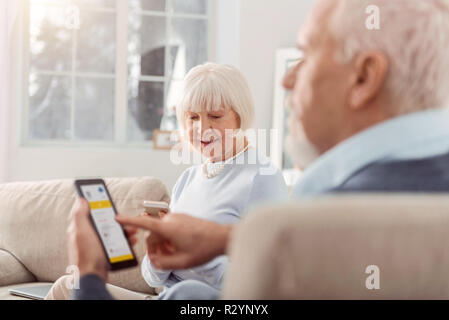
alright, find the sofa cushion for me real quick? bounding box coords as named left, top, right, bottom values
left=0, top=177, right=170, bottom=294
left=0, top=249, right=36, bottom=287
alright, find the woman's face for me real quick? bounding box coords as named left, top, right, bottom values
left=184, top=107, right=241, bottom=161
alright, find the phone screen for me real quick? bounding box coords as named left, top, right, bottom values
left=80, top=183, right=135, bottom=264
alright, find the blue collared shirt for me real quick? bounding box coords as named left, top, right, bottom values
left=292, top=108, right=449, bottom=197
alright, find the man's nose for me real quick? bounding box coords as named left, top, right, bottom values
left=282, top=64, right=298, bottom=90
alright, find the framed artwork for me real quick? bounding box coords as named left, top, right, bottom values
left=270, top=48, right=303, bottom=186
left=152, top=129, right=180, bottom=150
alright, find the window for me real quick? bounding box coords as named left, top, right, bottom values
left=23, top=0, right=211, bottom=145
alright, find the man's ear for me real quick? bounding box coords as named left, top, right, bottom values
left=348, top=51, right=389, bottom=110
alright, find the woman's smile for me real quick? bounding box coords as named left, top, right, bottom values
left=200, top=137, right=219, bottom=149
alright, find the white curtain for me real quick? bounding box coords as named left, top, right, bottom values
left=0, top=0, right=19, bottom=182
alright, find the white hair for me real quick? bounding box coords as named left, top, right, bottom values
left=331, top=0, right=449, bottom=114
left=176, top=63, right=255, bottom=130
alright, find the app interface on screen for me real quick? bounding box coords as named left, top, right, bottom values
left=81, top=184, right=134, bottom=264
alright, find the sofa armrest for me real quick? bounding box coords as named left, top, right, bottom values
left=223, top=195, right=449, bottom=299
left=0, top=249, right=36, bottom=287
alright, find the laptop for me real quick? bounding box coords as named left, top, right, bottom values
left=9, top=284, right=53, bottom=300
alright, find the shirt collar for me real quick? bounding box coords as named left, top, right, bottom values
left=293, top=108, right=449, bottom=197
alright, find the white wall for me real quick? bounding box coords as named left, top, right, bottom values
left=238, top=0, right=314, bottom=133
left=9, top=147, right=189, bottom=190
left=6, top=0, right=314, bottom=190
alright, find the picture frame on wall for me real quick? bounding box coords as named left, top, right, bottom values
left=153, top=129, right=180, bottom=150
left=270, top=48, right=303, bottom=187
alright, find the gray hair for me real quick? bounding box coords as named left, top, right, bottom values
left=331, top=0, right=449, bottom=114
left=176, top=63, right=255, bottom=130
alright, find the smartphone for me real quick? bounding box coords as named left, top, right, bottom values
left=143, top=200, right=169, bottom=217
left=74, top=179, right=138, bottom=271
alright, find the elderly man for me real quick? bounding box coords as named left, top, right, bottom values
left=69, top=0, right=449, bottom=299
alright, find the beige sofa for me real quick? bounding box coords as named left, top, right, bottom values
left=0, top=177, right=170, bottom=300
left=223, top=194, right=449, bottom=299
left=3, top=178, right=449, bottom=300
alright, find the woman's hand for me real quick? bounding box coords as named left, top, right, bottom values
left=140, top=210, right=168, bottom=219
left=158, top=210, right=168, bottom=219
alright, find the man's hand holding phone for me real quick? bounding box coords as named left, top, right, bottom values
left=73, top=179, right=139, bottom=271
left=67, top=198, right=139, bottom=281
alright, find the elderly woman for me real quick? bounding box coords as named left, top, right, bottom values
left=45, top=63, right=288, bottom=300
left=141, top=62, right=289, bottom=299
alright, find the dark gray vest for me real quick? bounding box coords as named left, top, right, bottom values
left=331, top=151, right=449, bottom=193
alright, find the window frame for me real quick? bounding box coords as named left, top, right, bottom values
left=19, top=0, right=215, bottom=148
